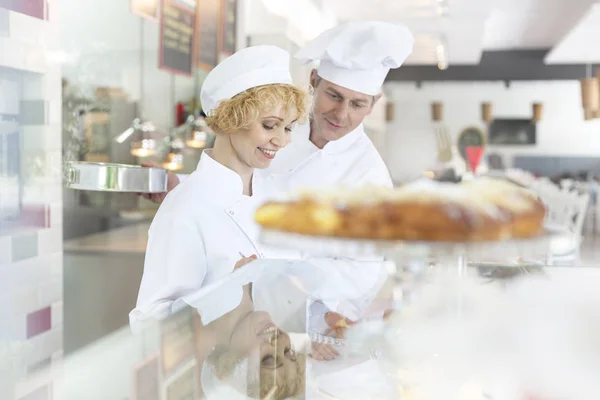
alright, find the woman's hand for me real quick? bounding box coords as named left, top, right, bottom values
left=234, top=254, right=257, bottom=270
left=136, top=161, right=180, bottom=204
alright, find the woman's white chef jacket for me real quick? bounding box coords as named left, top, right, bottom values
left=129, top=150, right=294, bottom=331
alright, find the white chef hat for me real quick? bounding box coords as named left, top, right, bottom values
left=201, top=45, right=293, bottom=116
left=295, top=21, right=414, bottom=96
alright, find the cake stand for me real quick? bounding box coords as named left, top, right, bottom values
left=259, top=226, right=569, bottom=272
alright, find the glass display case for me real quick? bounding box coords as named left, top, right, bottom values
left=10, top=226, right=600, bottom=399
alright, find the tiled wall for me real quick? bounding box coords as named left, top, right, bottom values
left=0, top=3, right=63, bottom=400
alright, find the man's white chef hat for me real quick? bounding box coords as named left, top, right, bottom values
left=201, top=45, right=293, bottom=116
left=295, top=21, right=414, bottom=96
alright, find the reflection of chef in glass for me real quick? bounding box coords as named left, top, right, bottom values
left=199, top=282, right=306, bottom=399
left=129, top=45, right=308, bottom=330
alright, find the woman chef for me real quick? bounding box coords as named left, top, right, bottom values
left=129, top=45, right=308, bottom=331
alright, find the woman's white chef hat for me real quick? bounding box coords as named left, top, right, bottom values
left=201, top=45, right=293, bottom=116
left=295, top=21, right=414, bottom=96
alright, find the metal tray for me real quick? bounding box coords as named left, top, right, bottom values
left=64, top=161, right=168, bottom=193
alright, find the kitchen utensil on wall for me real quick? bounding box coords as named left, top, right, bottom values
left=432, top=102, right=452, bottom=163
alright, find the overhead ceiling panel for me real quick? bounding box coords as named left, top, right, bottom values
left=545, top=2, right=600, bottom=64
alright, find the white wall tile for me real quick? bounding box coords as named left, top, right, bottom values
left=0, top=314, right=26, bottom=340
left=0, top=75, right=20, bottom=114
left=0, top=37, right=25, bottom=70
left=51, top=301, right=63, bottom=329
left=37, top=228, right=62, bottom=256
left=21, top=73, right=45, bottom=101
left=7, top=254, right=61, bottom=293
left=0, top=38, right=46, bottom=74
left=49, top=203, right=63, bottom=229
left=47, top=100, right=61, bottom=125
left=37, top=279, right=62, bottom=307
left=8, top=11, right=44, bottom=44
left=12, top=287, right=40, bottom=316
left=0, top=236, right=11, bottom=265
left=25, top=329, right=62, bottom=366
left=0, top=9, right=9, bottom=37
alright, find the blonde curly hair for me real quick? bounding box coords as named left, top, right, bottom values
left=205, top=84, right=309, bottom=134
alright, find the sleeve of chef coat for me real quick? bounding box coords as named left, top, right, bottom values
left=129, top=211, right=207, bottom=332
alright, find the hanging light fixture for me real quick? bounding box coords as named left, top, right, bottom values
left=162, top=152, right=184, bottom=171
left=580, top=64, right=600, bottom=121
left=481, top=102, right=493, bottom=123
left=115, top=118, right=161, bottom=157
left=161, top=130, right=186, bottom=171
left=532, top=103, right=543, bottom=122
left=185, top=116, right=213, bottom=148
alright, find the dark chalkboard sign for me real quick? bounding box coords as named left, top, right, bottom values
left=159, top=0, right=197, bottom=76
left=489, top=118, right=537, bottom=145
left=218, top=0, right=237, bottom=60
left=457, top=126, right=486, bottom=162
left=196, top=0, right=220, bottom=71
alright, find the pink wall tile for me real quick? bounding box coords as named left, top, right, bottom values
left=27, top=306, right=51, bottom=339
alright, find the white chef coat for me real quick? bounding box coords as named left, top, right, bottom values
left=262, top=121, right=393, bottom=190
left=129, top=150, right=296, bottom=331
left=158, top=122, right=393, bottom=331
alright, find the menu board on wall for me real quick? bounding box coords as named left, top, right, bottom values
left=218, top=0, right=237, bottom=60
left=160, top=310, right=196, bottom=376
left=0, top=0, right=47, bottom=20
left=131, top=0, right=160, bottom=21
left=196, top=0, right=220, bottom=71
left=159, top=0, right=197, bottom=76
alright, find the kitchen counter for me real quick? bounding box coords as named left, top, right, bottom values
left=63, top=220, right=151, bottom=254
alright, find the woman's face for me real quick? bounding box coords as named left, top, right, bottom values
left=229, top=104, right=298, bottom=169
left=228, top=311, right=304, bottom=398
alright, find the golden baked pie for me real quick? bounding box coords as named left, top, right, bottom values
left=255, top=178, right=546, bottom=242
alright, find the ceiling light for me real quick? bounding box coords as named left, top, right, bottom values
left=162, top=152, right=184, bottom=171
left=185, top=117, right=212, bottom=148
left=130, top=138, right=158, bottom=158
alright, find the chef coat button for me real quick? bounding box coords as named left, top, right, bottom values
left=332, top=162, right=338, bottom=167
left=229, top=210, right=234, bottom=215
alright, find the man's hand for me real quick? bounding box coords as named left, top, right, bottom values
left=311, top=341, right=340, bottom=361
left=136, top=162, right=180, bottom=204
left=234, top=254, right=257, bottom=270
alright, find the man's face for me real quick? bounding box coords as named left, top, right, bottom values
left=310, top=70, right=381, bottom=144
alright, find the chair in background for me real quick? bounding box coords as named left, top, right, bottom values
left=530, top=178, right=590, bottom=265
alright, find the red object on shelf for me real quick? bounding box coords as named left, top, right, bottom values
left=466, top=146, right=484, bottom=174
left=176, top=102, right=186, bottom=126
